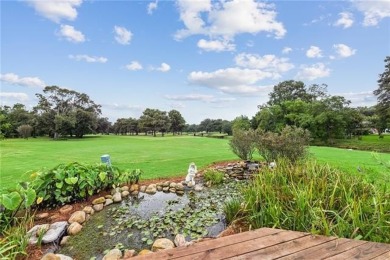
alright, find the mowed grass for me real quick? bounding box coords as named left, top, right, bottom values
left=1, top=135, right=389, bottom=190
left=0, top=135, right=237, bottom=190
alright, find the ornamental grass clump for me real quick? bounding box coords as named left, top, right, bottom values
left=234, top=160, right=390, bottom=243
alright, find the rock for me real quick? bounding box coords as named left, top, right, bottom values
left=35, top=212, right=49, bottom=220
left=111, top=187, right=121, bottom=195
left=92, top=197, right=106, bottom=205
left=176, top=190, right=184, bottom=196
left=56, top=254, right=73, bottom=260
left=138, top=249, right=153, bottom=255
left=145, top=184, right=157, bottom=194
left=42, top=221, right=68, bottom=244
left=93, top=204, right=104, bottom=212
left=59, top=205, right=73, bottom=215
left=48, top=214, right=61, bottom=221
left=157, top=185, right=163, bottom=191
left=140, top=185, right=147, bottom=193
left=27, top=224, right=50, bottom=245
left=113, top=192, right=122, bottom=203
left=162, top=186, right=169, bottom=192
left=68, top=211, right=86, bottom=224
left=41, top=253, right=60, bottom=260
left=169, top=182, right=177, bottom=189
left=130, top=190, right=139, bottom=196
left=169, top=188, right=176, bottom=193
left=162, top=181, right=170, bottom=187
left=121, top=190, right=130, bottom=197
left=152, top=238, right=175, bottom=252
left=174, top=234, right=186, bottom=247
left=194, top=184, right=203, bottom=192
left=104, top=199, right=113, bottom=206
left=123, top=249, right=136, bottom=258
left=176, top=183, right=184, bottom=191
left=187, top=182, right=194, bottom=188
left=60, top=236, right=70, bottom=245
left=67, top=222, right=82, bottom=235
left=105, top=195, right=113, bottom=199
left=121, top=185, right=129, bottom=192
left=130, top=184, right=139, bottom=192
left=82, top=206, right=94, bottom=215
left=103, top=248, right=122, bottom=260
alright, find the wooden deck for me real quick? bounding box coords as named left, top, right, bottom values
left=133, top=228, right=390, bottom=259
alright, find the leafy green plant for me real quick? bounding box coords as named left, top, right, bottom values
left=233, top=160, right=390, bottom=243
left=229, top=129, right=256, bottom=160
left=223, top=197, right=243, bottom=225
left=203, top=170, right=224, bottom=186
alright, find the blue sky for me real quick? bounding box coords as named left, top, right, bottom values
left=1, top=0, right=389, bottom=124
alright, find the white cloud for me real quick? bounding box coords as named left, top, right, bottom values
left=306, top=46, right=323, bottom=58
left=282, top=47, right=292, bottom=54
left=103, top=103, right=142, bottom=111
left=165, top=94, right=236, bottom=103
left=354, top=0, right=390, bottom=26
left=334, top=12, right=354, bottom=28
left=175, top=0, right=286, bottom=40
left=333, top=43, right=356, bottom=58
left=0, top=92, right=29, bottom=102
left=126, top=61, right=143, bottom=71
left=59, top=24, right=85, bottom=43
left=148, top=1, right=158, bottom=14
left=114, top=26, right=132, bottom=45
left=188, top=67, right=274, bottom=95
left=234, top=53, right=294, bottom=78
left=26, top=0, right=82, bottom=23
left=335, top=91, right=376, bottom=106
left=69, top=54, right=107, bottom=63
left=296, top=63, right=330, bottom=81
left=197, top=39, right=235, bottom=52
left=0, top=73, right=45, bottom=88
left=156, top=63, right=171, bottom=72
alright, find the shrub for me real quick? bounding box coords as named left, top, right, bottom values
left=223, top=197, right=243, bottom=225
left=256, top=126, right=310, bottom=162
left=229, top=129, right=256, bottom=160
left=234, top=160, right=390, bottom=243
left=16, top=124, right=33, bottom=139
left=203, top=169, right=224, bottom=185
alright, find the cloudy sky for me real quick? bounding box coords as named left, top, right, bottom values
left=1, top=0, right=389, bottom=124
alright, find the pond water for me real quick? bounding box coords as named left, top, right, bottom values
left=59, top=180, right=244, bottom=259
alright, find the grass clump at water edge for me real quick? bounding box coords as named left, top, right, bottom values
left=225, top=160, right=390, bottom=243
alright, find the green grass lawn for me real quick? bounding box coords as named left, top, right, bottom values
left=1, top=135, right=389, bottom=190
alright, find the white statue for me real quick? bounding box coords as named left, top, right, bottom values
left=185, top=162, right=197, bottom=185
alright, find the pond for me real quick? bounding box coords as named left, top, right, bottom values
left=59, top=180, right=244, bottom=259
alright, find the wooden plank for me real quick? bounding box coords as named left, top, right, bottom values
left=177, top=229, right=310, bottom=260
left=132, top=228, right=283, bottom=260
left=280, top=238, right=368, bottom=260
left=326, top=241, right=390, bottom=260
left=227, top=233, right=336, bottom=260
left=371, top=251, right=390, bottom=260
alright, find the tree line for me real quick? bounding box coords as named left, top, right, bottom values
left=1, top=56, right=389, bottom=141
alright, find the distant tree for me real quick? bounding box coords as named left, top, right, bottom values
left=373, top=56, right=390, bottom=134
left=221, top=120, right=232, bottom=135
left=139, top=108, right=169, bottom=137
left=17, top=124, right=33, bottom=139
left=232, top=115, right=251, bottom=133
left=96, top=117, right=112, bottom=134
left=168, top=110, right=186, bottom=135
left=198, top=118, right=212, bottom=133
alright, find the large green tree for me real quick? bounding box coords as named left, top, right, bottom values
left=373, top=56, right=390, bottom=133
left=139, top=108, right=169, bottom=137
left=168, top=110, right=186, bottom=135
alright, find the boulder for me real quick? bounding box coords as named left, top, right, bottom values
left=60, top=236, right=70, bottom=246
left=140, top=185, right=147, bottom=193
left=130, top=184, right=139, bottom=192
left=82, top=206, right=94, bottom=215
left=67, top=222, right=82, bottom=235
left=41, top=253, right=60, bottom=260
left=138, top=249, right=153, bottom=255
left=176, top=183, right=184, bottom=191
left=105, top=195, right=113, bottom=199
left=152, top=238, right=175, bottom=252
left=162, top=186, right=169, bottom=192
left=121, top=185, right=129, bottom=192
left=157, top=185, right=163, bottom=191
left=92, top=197, right=105, bottom=205
left=27, top=224, right=50, bottom=245
left=176, top=190, right=184, bottom=196
left=145, top=184, right=157, bottom=194
left=56, top=254, right=73, bottom=260
left=187, top=182, right=194, bottom=188
left=169, top=188, right=176, bottom=193
left=113, top=192, right=122, bottom=203
left=169, top=182, right=177, bottom=189
left=194, top=184, right=203, bottom=192
left=121, top=190, right=130, bottom=197
left=48, top=214, right=61, bottom=221
left=104, top=199, right=113, bottom=206
left=130, top=190, right=139, bottom=196
left=59, top=205, right=73, bottom=215
left=123, top=249, right=136, bottom=258
left=162, top=181, right=170, bottom=187
left=68, top=211, right=86, bottom=224
left=174, top=234, right=186, bottom=247
left=93, top=204, right=104, bottom=212
left=42, top=221, right=68, bottom=244
left=103, top=248, right=122, bottom=260
left=35, top=212, right=49, bottom=220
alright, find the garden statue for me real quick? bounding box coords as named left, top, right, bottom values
left=185, top=162, right=197, bottom=185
